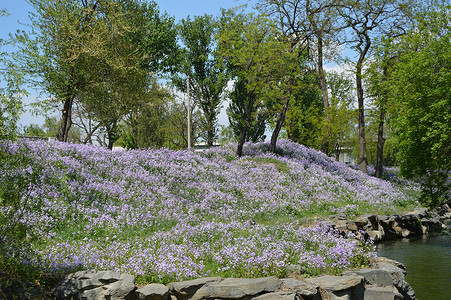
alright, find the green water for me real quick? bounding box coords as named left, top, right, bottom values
left=376, top=235, right=451, bottom=300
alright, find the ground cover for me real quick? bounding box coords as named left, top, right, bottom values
left=0, top=139, right=419, bottom=285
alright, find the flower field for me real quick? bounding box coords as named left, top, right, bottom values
left=0, top=139, right=419, bottom=283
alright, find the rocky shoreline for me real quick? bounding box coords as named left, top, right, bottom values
left=50, top=257, right=415, bottom=300
left=324, top=203, right=451, bottom=243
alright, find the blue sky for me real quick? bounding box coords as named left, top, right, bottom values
left=0, top=0, right=253, bottom=40
left=1, top=0, right=255, bottom=129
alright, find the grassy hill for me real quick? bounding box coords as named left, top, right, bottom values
left=0, top=139, right=419, bottom=284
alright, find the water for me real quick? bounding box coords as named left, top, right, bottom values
left=376, top=235, right=451, bottom=300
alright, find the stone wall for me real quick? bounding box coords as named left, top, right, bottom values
left=325, top=204, right=451, bottom=242
left=51, top=256, right=415, bottom=300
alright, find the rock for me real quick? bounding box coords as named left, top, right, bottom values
left=305, top=275, right=365, bottom=300
left=104, top=274, right=136, bottom=300
left=79, top=286, right=105, bottom=299
left=168, top=277, right=222, bottom=300
left=100, top=270, right=122, bottom=283
left=322, top=220, right=337, bottom=228
left=78, top=278, right=103, bottom=291
left=136, top=283, right=169, bottom=300
left=251, top=291, right=299, bottom=300
left=282, top=278, right=318, bottom=296
left=287, top=265, right=303, bottom=274
left=359, top=214, right=378, bottom=231
left=329, top=214, right=347, bottom=221
left=402, top=228, right=411, bottom=238
left=305, top=275, right=363, bottom=292
left=190, top=277, right=283, bottom=299
left=363, top=285, right=400, bottom=300
left=342, top=269, right=393, bottom=287
left=421, top=217, right=443, bottom=233
left=367, top=230, right=384, bottom=242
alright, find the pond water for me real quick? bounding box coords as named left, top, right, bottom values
left=376, top=235, right=451, bottom=300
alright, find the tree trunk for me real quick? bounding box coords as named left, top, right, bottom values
left=207, top=113, right=214, bottom=147
left=356, top=65, right=367, bottom=174
left=375, top=109, right=386, bottom=178
left=56, top=95, right=74, bottom=142
left=375, top=66, right=388, bottom=178
left=270, top=95, right=291, bottom=153
left=236, top=90, right=253, bottom=158
left=318, top=34, right=331, bottom=155
left=355, top=37, right=371, bottom=174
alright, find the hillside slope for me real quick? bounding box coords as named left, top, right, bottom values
left=0, top=139, right=418, bottom=282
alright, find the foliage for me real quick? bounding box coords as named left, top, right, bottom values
left=217, top=8, right=301, bottom=156
left=131, top=82, right=202, bottom=150
left=13, top=0, right=178, bottom=143
left=172, top=14, right=228, bottom=147
left=0, top=142, right=43, bottom=278
left=284, top=71, right=323, bottom=149
left=0, top=139, right=420, bottom=283
left=227, top=78, right=267, bottom=143
left=385, top=6, right=451, bottom=207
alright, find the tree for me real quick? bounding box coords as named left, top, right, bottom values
left=338, top=0, right=415, bottom=173
left=259, top=0, right=344, bottom=155
left=386, top=6, right=450, bottom=206
left=172, top=15, right=228, bottom=147
left=15, top=0, right=178, bottom=144
left=218, top=8, right=306, bottom=156
left=217, top=9, right=281, bottom=157
left=227, top=78, right=267, bottom=143
left=325, top=71, right=355, bottom=160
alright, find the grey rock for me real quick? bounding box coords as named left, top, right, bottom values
left=359, top=214, right=378, bottom=231
left=305, top=275, right=363, bottom=292
left=78, top=278, right=103, bottom=291
left=79, top=270, right=107, bottom=281
left=251, top=291, right=299, bottom=300
left=402, top=228, right=411, bottom=238
left=322, top=221, right=337, bottom=228
left=135, top=283, right=169, bottom=300
left=104, top=274, right=136, bottom=300
left=100, top=270, right=122, bottom=283
left=367, top=230, right=384, bottom=242
left=168, top=277, right=222, bottom=300
left=286, top=265, right=303, bottom=274
left=53, top=273, right=80, bottom=299
left=329, top=214, right=347, bottom=221
left=282, top=278, right=317, bottom=296
left=191, top=277, right=283, bottom=300
left=79, top=286, right=105, bottom=300
left=342, top=269, right=393, bottom=287
left=363, top=285, right=398, bottom=300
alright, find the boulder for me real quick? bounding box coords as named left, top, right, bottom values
left=168, top=277, right=222, bottom=300
left=104, top=274, right=136, bottom=300
left=305, top=275, right=363, bottom=292
left=305, top=275, right=364, bottom=300
left=189, top=277, right=283, bottom=300
left=367, top=230, right=384, bottom=242
left=342, top=269, right=393, bottom=287
left=363, top=285, right=401, bottom=300
left=136, top=283, right=169, bottom=300
left=53, top=270, right=136, bottom=300
left=282, top=278, right=318, bottom=296
left=358, top=214, right=378, bottom=231
left=251, top=291, right=299, bottom=300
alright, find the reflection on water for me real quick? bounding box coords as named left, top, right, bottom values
left=376, top=235, right=451, bottom=300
